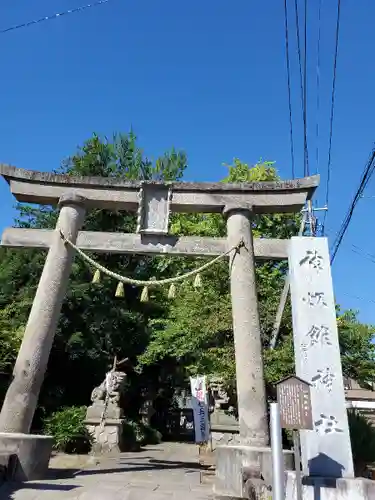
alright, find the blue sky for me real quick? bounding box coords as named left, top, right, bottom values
left=1, top=1, right=375, bottom=323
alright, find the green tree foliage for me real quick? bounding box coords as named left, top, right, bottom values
left=337, top=310, right=375, bottom=384
left=0, top=134, right=374, bottom=438
left=348, top=410, right=375, bottom=476
left=0, top=304, right=24, bottom=373
left=0, top=132, right=187, bottom=427
left=263, top=308, right=375, bottom=388
left=140, top=159, right=375, bottom=394
left=139, top=159, right=299, bottom=388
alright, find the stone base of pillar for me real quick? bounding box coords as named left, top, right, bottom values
left=285, top=471, right=375, bottom=499
left=210, top=410, right=240, bottom=450
left=214, top=444, right=294, bottom=498
left=212, top=430, right=240, bottom=450
left=85, top=419, right=126, bottom=454
left=0, top=432, right=53, bottom=481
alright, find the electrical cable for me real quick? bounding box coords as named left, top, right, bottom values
left=293, top=0, right=309, bottom=178
left=0, top=0, right=114, bottom=34
left=330, top=148, right=375, bottom=264
left=315, top=0, right=322, bottom=177
left=351, top=244, right=375, bottom=265
left=323, top=0, right=342, bottom=231
left=341, top=292, right=375, bottom=306
left=283, top=0, right=296, bottom=179
left=303, top=0, right=309, bottom=176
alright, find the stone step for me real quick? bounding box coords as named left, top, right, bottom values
left=200, top=464, right=215, bottom=485
left=199, top=448, right=215, bottom=486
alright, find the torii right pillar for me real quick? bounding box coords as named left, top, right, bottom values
left=225, top=206, right=269, bottom=447
left=214, top=205, right=294, bottom=499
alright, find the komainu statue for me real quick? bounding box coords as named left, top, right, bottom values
left=85, top=357, right=132, bottom=453
left=86, top=370, right=127, bottom=421
left=90, top=371, right=127, bottom=407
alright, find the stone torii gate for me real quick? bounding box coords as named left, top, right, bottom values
left=0, top=164, right=318, bottom=484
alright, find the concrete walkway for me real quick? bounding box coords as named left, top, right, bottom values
left=0, top=443, right=214, bottom=500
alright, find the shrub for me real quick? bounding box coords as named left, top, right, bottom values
left=348, top=410, right=375, bottom=476
left=43, top=406, right=92, bottom=454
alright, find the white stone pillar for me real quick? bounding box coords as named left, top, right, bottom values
left=0, top=194, right=86, bottom=433
left=225, top=206, right=269, bottom=447
left=288, top=236, right=354, bottom=478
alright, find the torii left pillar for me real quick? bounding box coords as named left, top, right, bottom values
left=0, top=193, right=86, bottom=435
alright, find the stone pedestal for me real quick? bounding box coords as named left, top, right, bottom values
left=211, top=428, right=240, bottom=449
left=0, top=432, right=53, bottom=481
left=210, top=409, right=240, bottom=449
left=85, top=398, right=127, bottom=454
left=86, top=402, right=122, bottom=420
left=85, top=419, right=125, bottom=454
left=215, top=444, right=294, bottom=498
left=285, top=471, right=375, bottom=499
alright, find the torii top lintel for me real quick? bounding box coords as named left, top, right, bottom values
left=0, top=164, right=319, bottom=214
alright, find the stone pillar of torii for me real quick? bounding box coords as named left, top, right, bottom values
left=0, top=164, right=322, bottom=486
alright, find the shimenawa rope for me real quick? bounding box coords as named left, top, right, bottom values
left=59, top=229, right=243, bottom=287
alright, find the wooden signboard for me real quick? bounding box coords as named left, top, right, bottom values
left=276, top=375, right=313, bottom=430
left=276, top=376, right=313, bottom=500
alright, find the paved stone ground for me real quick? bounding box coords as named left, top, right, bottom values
left=0, top=443, right=214, bottom=500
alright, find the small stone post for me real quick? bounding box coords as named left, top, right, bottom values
left=0, top=194, right=86, bottom=433
left=225, top=206, right=269, bottom=447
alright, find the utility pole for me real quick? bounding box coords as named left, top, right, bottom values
left=302, top=204, right=328, bottom=237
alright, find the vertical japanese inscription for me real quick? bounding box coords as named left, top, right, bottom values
left=299, top=249, right=324, bottom=273
left=302, top=291, right=328, bottom=307
left=311, top=368, right=336, bottom=392
left=314, top=414, right=344, bottom=435
left=289, top=237, right=354, bottom=477
left=301, top=324, right=332, bottom=358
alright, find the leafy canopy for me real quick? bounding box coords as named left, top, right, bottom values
left=0, top=133, right=374, bottom=431
left=0, top=131, right=187, bottom=424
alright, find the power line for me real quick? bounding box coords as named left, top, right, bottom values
left=315, top=0, right=322, bottom=177
left=351, top=244, right=375, bottom=265
left=323, top=0, right=342, bottom=230
left=303, top=0, right=309, bottom=176
left=283, top=0, right=296, bottom=178
left=0, top=0, right=114, bottom=34
left=351, top=248, right=375, bottom=265
left=293, top=0, right=309, bottom=178
left=293, top=0, right=304, bottom=113
left=330, top=147, right=375, bottom=264
left=341, top=291, right=375, bottom=307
